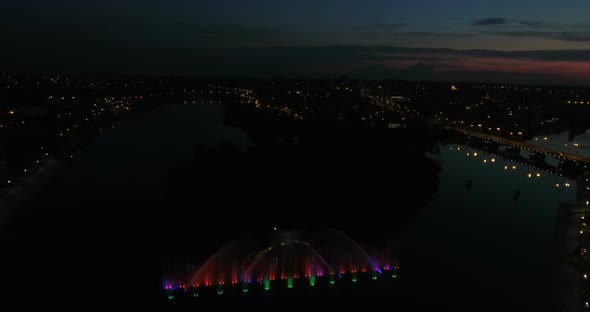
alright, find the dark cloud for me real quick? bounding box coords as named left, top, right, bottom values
left=358, top=46, right=590, bottom=62
left=392, top=31, right=476, bottom=38
left=345, top=62, right=438, bottom=81
left=486, top=30, right=590, bottom=42
left=474, top=18, right=508, bottom=26
left=351, top=23, right=406, bottom=31
left=371, top=53, right=459, bottom=63
left=555, top=32, right=590, bottom=42
left=444, top=69, right=564, bottom=85
left=516, top=20, right=545, bottom=28
left=473, top=18, right=549, bottom=29
left=2, top=43, right=590, bottom=85
left=472, top=18, right=590, bottom=42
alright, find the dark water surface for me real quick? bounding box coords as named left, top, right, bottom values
left=1, top=102, right=575, bottom=310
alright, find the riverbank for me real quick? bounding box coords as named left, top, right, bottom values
left=0, top=158, right=64, bottom=228
left=553, top=202, right=585, bottom=312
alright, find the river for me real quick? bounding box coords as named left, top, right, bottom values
left=527, top=129, right=590, bottom=159
left=403, top=143, right=575, bottom=310
left=1, top=101, right=578, bottom=310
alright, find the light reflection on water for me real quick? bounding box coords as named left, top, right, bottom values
left=401, top=143, right=576, bottom=310
left=527, top=129, right=590, bottom=158
left=59, top=101, right=253, bottom=200
left=39, top=100, right=581, bottom=308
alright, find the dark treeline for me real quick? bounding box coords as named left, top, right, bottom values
left=166, top=103, right=442, bottom=253
left=0, top=101, right=441, bottom=307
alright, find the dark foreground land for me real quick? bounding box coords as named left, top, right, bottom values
left=0, top=106, right=445, bottom=308
left=164, top=278, right=446, bottom=310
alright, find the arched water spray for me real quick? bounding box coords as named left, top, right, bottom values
left=241, top=239, right=335, bottom=283
left=165, top=228, right=400, bottom=296
left=188, top=238, right=262, bottom=287
left=310, top=227, right=381, bottom=273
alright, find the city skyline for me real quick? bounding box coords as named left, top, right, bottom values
left=2, top=0, right=590, bottom=85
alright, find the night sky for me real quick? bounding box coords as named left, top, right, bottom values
left=2, top=0, right=590, bottom=85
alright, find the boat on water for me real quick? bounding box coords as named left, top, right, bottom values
left=513, top=189, right=521, bottom=201
left=465, top=179, right=473, bottom=191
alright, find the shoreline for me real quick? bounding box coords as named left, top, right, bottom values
left=0, top=158, right=65, bottom=229
left=553, top=202, right=585, bottom=312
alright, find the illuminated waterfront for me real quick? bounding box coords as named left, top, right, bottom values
left=1, top=100, right=584, bottom=310
left=402, top=142, right=577, bottom=310
left=527, top=130, right=590, bottom=159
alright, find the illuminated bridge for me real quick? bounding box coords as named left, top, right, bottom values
left=162, top=228, right=400, bottom=300
left=452, top=128, right=590, bottom=180
left=455, top=128, right=590, bottom=164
